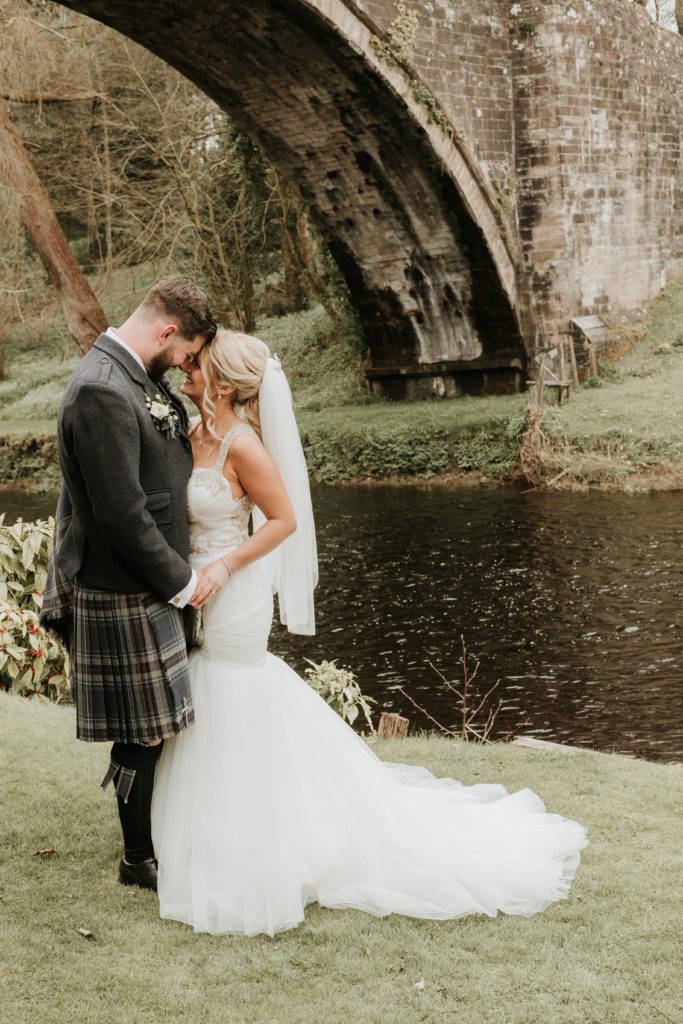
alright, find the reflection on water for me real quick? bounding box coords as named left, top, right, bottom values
left=4, top=486, right=682, bottom=762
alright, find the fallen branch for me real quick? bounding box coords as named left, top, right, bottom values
left=1, top=91, right=100, bottom=104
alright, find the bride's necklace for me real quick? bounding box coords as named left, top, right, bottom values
left=197, top=423, right=218, bottom=449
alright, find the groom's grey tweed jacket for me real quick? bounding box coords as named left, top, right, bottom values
left=49, top=333, right=193, bottom=600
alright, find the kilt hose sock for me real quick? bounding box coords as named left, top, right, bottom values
left=109, top=741, right=164, bottom=864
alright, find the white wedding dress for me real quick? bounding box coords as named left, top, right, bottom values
left=152, top=424, right=587, bottom=937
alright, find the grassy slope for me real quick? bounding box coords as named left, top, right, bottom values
left=540, top=277, right=683, bottom=486
left=1, top=693, right=681, bottom=1024
left=4, top=267, right=683, bottom=489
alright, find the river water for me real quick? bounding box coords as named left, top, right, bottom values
left=4, top=486, right=682, bottom=763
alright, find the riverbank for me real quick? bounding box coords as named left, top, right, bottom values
left=4, top=269, right=683, bottom=492
left=522, top=274, right=683, bottom=492
left=1, top=692, right=681, bottom=1024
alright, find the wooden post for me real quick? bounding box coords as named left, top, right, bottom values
left=377, top=712, right=409, bottom=740
left=558, top=341, right=567, bottom=383
left=568, top=337, right=580, bottom=386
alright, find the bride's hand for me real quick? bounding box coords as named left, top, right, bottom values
left=188, top=568, right=212, bottom=609
left=192, top=559, right=231, bottom=607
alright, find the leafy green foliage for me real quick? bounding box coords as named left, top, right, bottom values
left=256, top=304, right=368, bottom=411
left=0, top=516, right=70, bottom=700
left=0, top=515, right=54, bottom=609
left=298, top=410, right=522, bottom=482
left=370, top=1, right=419, bottom=69
left=0, top=435, right=62, bottom=491
left=370, top=2, right=453, bottom=137
left=304, top=658, right=376, bottom=732
left=0, top=600, right=69, bottom=699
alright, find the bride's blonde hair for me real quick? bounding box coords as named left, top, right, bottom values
left=200, top=328, right=270, bottom=438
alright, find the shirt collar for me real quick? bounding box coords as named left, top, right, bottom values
left=105, top=327, right=146, bottom=373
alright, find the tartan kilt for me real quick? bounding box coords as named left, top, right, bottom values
left=71, top=583, right=195, bottom=744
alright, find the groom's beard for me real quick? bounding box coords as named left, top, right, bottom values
left=146, top=350, right=175, bottom=383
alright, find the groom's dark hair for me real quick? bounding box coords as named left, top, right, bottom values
left=140, top=276, right=217, bottom=342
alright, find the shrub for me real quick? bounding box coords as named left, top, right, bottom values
left=0, top=515, right=55, bottom=610
left=0, top=437, right=61, bottom=491
left=304, top=658, right=376, bottom=732
left=298, top=414, right=521, bottom=482
left=0, top=600, right=70, bottom=700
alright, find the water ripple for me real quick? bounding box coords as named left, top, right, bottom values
left=5, top=486, right=682, bottom=762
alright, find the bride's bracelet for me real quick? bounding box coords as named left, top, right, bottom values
left=220, top=556, right=232, bottom=578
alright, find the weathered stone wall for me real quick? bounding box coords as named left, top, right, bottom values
left=356, top=1, right=515, bottom=170
left=357, top=0, right=683, bottom=362
left=512, top=0, right=683, bottom=358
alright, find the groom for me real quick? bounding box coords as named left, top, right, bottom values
left=41, top=276, right=217, bottom=890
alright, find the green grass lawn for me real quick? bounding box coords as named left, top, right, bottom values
left=5, top=265, right=683, bottom=490
left=1, top=693, right=681, bottom=1024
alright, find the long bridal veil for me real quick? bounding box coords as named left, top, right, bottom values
left=253, top=355, right=318, bottom=635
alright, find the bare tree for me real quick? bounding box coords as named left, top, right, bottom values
left=0, top=98, right=106, bottom=352
left=0, top=0, right=345, bottom=342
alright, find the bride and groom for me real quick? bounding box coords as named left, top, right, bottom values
left=42, top=276, right=587, bottom=937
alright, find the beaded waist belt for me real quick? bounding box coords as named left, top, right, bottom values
left=189, top=537, right=244, bottom=555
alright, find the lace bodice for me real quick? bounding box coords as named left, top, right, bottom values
left=187, top=422, right=256, bottom=556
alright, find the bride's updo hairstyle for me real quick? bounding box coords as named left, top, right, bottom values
left=201, top=329, right=270, bottom=439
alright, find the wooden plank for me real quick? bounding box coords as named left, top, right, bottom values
left=365, top=357, right=524, bottom=378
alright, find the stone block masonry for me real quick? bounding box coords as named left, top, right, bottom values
left=512, top=0, right=683, bottom=365
left=57, top=0, right=683, bottom=394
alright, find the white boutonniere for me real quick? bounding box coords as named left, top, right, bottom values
left=145, top=393, right=180, bottom=439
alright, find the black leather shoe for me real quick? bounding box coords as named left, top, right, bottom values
left=118, top=856, right=158, bottom=890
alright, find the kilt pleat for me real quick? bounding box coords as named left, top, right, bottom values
left=71, top=584, right=194, bottom=744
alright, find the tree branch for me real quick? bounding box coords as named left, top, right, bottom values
left=1, top=91, right=100, bottom=104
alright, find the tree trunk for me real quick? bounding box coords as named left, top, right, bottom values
left=677, top=0, right=683, bottom=33
left=281, top=195, right=308, bottom=312
left=274, top=174, right=338, bottom=320
left=0, top=100, right=106, bottom=353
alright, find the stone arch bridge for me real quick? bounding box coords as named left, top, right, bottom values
left=59, top=0, right=683, bottom=397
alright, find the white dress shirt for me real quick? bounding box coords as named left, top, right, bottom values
left=105, top=327, right=197, bottom=609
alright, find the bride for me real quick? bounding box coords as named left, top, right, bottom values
left=151, top=329, right=587, bottom=937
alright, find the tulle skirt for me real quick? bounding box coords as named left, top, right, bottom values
left=152, top=632, right=587, bottom=937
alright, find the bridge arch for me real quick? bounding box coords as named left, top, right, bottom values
left=58, top=0, right=526, bottom=395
